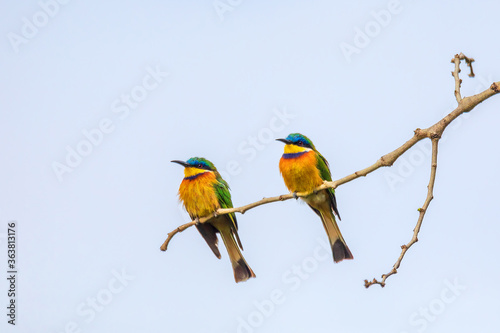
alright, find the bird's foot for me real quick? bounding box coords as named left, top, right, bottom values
left=293, top=192, right=298, bottom=199
left=213, top=210, right=218, bottom=217
left=194, top=217, right=201, bottom=226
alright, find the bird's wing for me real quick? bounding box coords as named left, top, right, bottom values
left=316, top=152, right=341, bottom=220
left=213, top=177, right=244, bottom=249
left=195, top=223, right=222, bottom=259
left=316, top=152, right=332, bottom=181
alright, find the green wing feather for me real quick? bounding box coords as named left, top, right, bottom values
left=316, top=152, right=332, bottom=182
left=214, top=177, right=235, bottom=215
left=213, top=174, right=244, bottom=249
left=316, top=152, right=341, bottom=220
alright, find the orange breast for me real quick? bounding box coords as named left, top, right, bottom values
left=178, top=172, right=220, bottom=218
left=279, top=151, right=323, bottom=192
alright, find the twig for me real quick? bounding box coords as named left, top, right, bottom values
left=364, top=138, right=439, bottom=288
left=463, top=54, right=475, bottom=77
left=451, top=53, right=476, bottom=103
left=161, top=54, right=499, bottom=287
left=363, top=53, right=483, bottom=288
left=451, top=54, right=463, bottom=102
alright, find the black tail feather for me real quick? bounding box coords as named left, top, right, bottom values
left=234, top=259, right=256, bottom=283
left=332, top=239, right=353, bottom=263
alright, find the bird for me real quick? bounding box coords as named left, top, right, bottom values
left=276, top=133, right=353, bottom=263
left=171, top=157, right=256, bottom=283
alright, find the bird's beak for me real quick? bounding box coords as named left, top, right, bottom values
left=171, top=160, right=190, bottom=167
left=276, top=138, right=292, bottom=144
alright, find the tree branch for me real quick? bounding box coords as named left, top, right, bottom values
left=452, top=54, right=463, bottom=102
left=364, top=138, right=439, bottom=288
left=451, top=53, right=475, bottom=103
left=160, top=54, right=499, bottom=287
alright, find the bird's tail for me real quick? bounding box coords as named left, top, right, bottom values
left=218, top=226, right=256, bottom=283
left=319, top=208, right=353, bottom=263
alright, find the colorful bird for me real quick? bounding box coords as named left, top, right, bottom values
left=171, top=157, right=256, bottom=283
left=277, top=133, right=353, bottom=263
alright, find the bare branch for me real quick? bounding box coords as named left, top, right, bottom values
left=463, top=54, right=475, bottom=77
left=451, top=54, right=463, bottom=102
left=492, top=82, right=500, bottom=93
left=160, top=193, right=297, bottom=251
left=451, top=53, right=476, bottom=103
left=364, top=138, right=439, bottom=288
left=160, top=54, right=499, bottom=287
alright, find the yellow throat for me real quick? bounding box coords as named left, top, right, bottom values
left=284, top=144, right=312, bottom=154
left=183, top=167, right=210, bottom=179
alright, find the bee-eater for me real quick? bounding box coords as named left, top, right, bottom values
left=171, top=157, right=256, bottom=283
left=277, top=133, right=353, bottom=263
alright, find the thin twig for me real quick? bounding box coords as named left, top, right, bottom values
left=451, top=53, right=476, bottom=103
left=364, top=137, right=439, bottom=288
left=462, top=54, right=475, bottom=77
left=451, top=54, right=463, bottom=102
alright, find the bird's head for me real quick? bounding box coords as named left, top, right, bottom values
left=171, top=157, right=217, bottom=179
left=276, top=133, right=316, bottom=154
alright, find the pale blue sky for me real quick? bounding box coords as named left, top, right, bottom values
left=1, top=1, right=500, bottom=332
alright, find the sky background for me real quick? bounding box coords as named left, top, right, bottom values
left=1, top=1, right=500, bottom=332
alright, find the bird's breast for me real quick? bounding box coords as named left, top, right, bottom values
left=178, top=172, right=220, bottom=218
left=279, top=151, right=323, bottom=193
